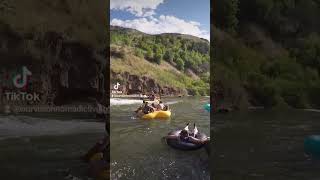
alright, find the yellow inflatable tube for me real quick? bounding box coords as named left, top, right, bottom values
left=142, top=110, right=171, bottom=119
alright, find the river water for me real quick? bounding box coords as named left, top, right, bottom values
left=110, top=97, right=210, bottom=180
left=0, top=113, right=105, bottom=180
left=3, top=103, right=319, bottom=180
left=213, top=109, right=320, bottom=180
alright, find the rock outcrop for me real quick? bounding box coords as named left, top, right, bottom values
left=110, top=71, right=187, bottom=96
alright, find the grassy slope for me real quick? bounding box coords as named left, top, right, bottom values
left=111, top=45, right=196, bottom=90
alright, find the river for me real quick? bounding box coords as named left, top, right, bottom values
left=213, top=109, right=320, bottom=180
left=110, top=97, right=210, bottom=180
left=0, top=113, right=105, bottom=180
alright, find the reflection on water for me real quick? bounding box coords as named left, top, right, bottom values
left=111, top=97, right=210, bottom=180
left=213, top=109, right=320, bottom=180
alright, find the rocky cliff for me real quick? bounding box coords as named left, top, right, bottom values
left=110, top=71, right=187, bottom=96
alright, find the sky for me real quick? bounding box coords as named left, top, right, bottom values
left=110, top=0, right=210, bottom=41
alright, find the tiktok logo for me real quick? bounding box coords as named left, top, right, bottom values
left=12, top=66, right=32, bottom=89
left=114, top=82, right=120, bottom=90
left=111, top=82, right=123, bottom=96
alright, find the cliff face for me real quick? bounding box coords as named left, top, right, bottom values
left=0, top=24, right=107, bottom=106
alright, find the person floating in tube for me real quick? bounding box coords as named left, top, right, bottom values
left=166, top=123, right=210, bottom=145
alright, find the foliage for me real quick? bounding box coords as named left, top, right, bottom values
left=213, top=0, right=320, bottom=108
left=110, top=27, right=210, bottom=76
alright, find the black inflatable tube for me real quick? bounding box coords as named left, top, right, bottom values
left=166, top=130, right=207, bottom=151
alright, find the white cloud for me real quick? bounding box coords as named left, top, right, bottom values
left=110, top=15, right=210, bottom=41
left=110, top=0, right=164, bottom=17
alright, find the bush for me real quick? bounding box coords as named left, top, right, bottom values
left=146, top=47, right=154, bottom=60
left=135, top=48, right=144, bottom=58
left=175, top=57, right=185, bottom=71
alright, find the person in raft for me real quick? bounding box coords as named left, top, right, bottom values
left=135, top=100, right=147, bottom=113
left=149, top=91, right=160, bottom=101
left=156, top=101, right=165, bottom=110
left=166, top=123, right=210, bottom=145
left=143, top=102, right=155, bottom=114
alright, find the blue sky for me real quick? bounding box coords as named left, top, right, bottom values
left=110, top=0, right=210, bottom=40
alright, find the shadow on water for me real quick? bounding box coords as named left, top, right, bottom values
left=213, top=109, right=320, bottom=180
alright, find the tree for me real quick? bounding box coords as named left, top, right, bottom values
left=154, top=53, right=162, bottom=64
left=214, top=0, right=239, bottom=34
left=176, top=57, right=185, bottom=71
left=135, top=48, right=144, bottom=58
left=164, top=50, right=174, bottom=63
left=154, top=45, right=163, bottom=64
left=146, top=47, right=154, bottom=60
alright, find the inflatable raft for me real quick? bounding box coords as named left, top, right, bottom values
left=142, top=110, right=171, bottom=119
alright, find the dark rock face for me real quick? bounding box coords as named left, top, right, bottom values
left=212, top=79, right=249, bottom=112
left=0, top=25, right=107, bottom=106
left=110, top=71, right=186, bottom=96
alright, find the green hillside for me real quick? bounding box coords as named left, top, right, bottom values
left=110, top=26, right=210, bottom=96
left=213, top=0, right=320, bottom=109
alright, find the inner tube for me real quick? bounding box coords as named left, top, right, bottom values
left=204, top=103, right=211, bottom=112
left=166, top=130, right=207, bottom=151
left=305, top=135, right=320, bottom=158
